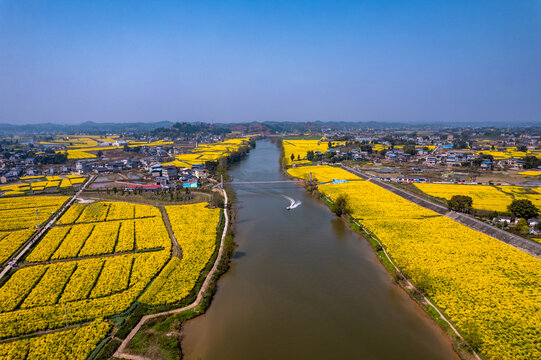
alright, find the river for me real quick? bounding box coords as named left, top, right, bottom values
left=181, top=140, right=459, bottom=360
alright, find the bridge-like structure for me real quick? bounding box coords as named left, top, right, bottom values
left=226, top=180, right=305, bottom=185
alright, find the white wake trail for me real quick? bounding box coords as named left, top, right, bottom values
left=282, top=195, right=302, bottom=210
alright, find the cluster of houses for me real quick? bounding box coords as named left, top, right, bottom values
left=0, top=164, right=74, bottom=184
left=384, top=150, right=413, bottom=162
left=424, top=152, right=480, bottom=167
left=380, top=176, right=429, bottom=183
left=148, top=164, right=207, bottom=188
left=492, top=217, right=539, bottom=235
left=76, top=159, right=141, bottom=174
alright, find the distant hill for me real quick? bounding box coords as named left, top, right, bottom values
left=0, top=120, right=538, bottom=136
left=0, top=121, right=175, bottom=135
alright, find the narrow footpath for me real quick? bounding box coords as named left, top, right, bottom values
left=342, top=166, right=541, bottom=258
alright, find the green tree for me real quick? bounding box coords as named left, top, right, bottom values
left=290, top=153, right=295, bottom=161
left=508, top=199, right=538, bottom=219
left=331, top=194, right=349, bottom=216
left=515, top=218, right=529, bottom=234
left=403, top=145, right=416, bottom=155
left=522, top=155, right=540, bottom=169
left=447, top=195, right=473, bottom=213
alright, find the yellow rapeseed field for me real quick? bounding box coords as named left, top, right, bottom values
left=496, top=186, right=541, bottom=209
left=0, top=196, right=68, bottom=231
left=0, top=319, right=110, bottom=359
left=1, top=176, right=86, bottom=196
left=163, top=138, right=250, bottom=168
left=287, top=165, right=362, bottom=183
left=0, top=198, right=177, bottom=358
left=0, top=196, right=224, bottom=356
left=518, top=170, right=541, bottom=176
left=414, top=183, right=512, bottom=212
left=319, top=180, right=541, bottom=359
left=282, top=139, right=328, bottom=166
left=141, top=202, right=221, bottom=305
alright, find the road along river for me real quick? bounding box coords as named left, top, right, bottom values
left=181, top=140, right=459, bottom=360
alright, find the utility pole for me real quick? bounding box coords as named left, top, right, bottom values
left=35, top=207, right=39, bottom=228
left=220, top=174, right=223, bottom=188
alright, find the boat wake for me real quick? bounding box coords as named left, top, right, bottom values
left=282, top=195, right=302, bottom=210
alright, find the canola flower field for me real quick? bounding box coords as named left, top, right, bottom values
left=163, top=138, right=250, bottom=168
left=414, top=183, right=512, bottom=212
left=44, top=136, right=174, bottom=159
left=0, top=319, right=110, bottom=360
left=476, top=148, right=541, bottom=160
left=0, top=175, right=86, bottom=196
left=0, top=196, right=68, bottom=265
left=282, top=139, right=329, bottom=166
left=518, top=170, right=541, bottom=177
left=496, top=185, right=541, bottom=209
left=414, top=183, right=541, bottom=212
left=141, top=202, right=221, bottom=305
left=0, top=196, right=222, bottom=358
left=312, top=179, right=541, bottom=360
left=39, top=135, right=119, bottom=148
left=287, top=165, right=362, bottom=183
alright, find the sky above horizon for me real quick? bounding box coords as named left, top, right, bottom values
left=0, top=0, right=540, bottom=125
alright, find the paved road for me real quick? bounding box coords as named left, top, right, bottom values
left=114, top=187, right=230, bottom=360
left=0, top=175, right=96, bottom=280
left=342, top=166, right=541, bottom=258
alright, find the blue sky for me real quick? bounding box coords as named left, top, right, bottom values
left=0, top=0, right=540, bottom=124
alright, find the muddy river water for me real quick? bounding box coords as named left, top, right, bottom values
left=181, top=140, right=458, bottom=360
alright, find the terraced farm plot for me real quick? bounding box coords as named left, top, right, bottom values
left=413, top=183, right=513, bottom=212
left=319, top=179, right=541, bottom=360
left=0, top=319, right=110, bottom=360
left=140, top=202, right=221, bottom=305
left=58, top=201, right=161, bottom=225
left=1, top=177, right=86, bottom=196
left=0, top=251, right=169, bottom=339
left=0, top=229, right=36, bottom=264
left=0, top=196, right=225, bottom=356
left=0, top=196, right=68, bottom=230
left=0, top=196, right=67, bottom=264
left=29, top=207, right=169, bottom=262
